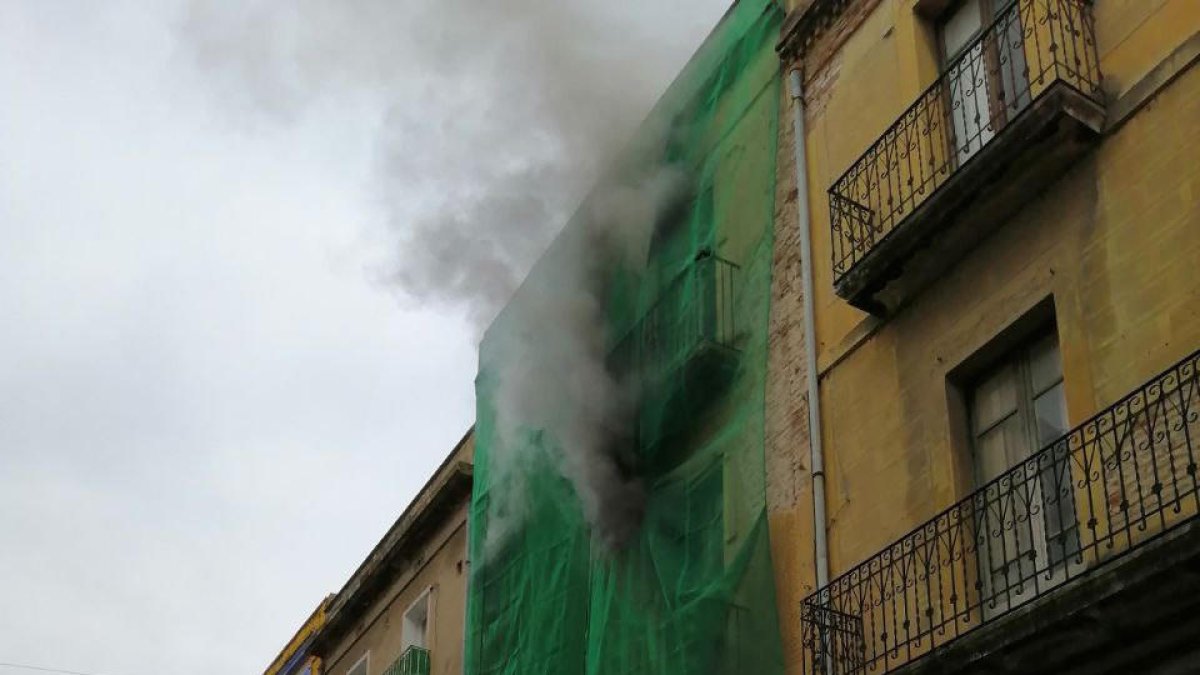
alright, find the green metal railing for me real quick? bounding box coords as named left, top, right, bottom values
left=383, top=646, right=431, bottom=675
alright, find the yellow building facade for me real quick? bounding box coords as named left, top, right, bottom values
left=768, top=0, right=1200, bottom=672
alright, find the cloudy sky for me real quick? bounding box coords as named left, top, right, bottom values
left=0, top=1, right=730, bottom=674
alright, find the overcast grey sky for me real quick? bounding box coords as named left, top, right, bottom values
left=0, top=1, right=731, bottom=673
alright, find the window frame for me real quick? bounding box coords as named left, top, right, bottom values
left=346, top=651, right=369, bottom=675
left=935, top=0, right=1029, bottom=162
left=964, top=327, right=1081, bottom=610
left=966, top=330, right=1065, bottom=483
left=401, top=586, right=435, bottom=653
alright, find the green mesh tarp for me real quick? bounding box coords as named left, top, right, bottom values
left=467, top=2, right=784, bottom=673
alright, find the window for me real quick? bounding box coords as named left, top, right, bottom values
left=968, top=331, right=1080, bottom=608
left=402, top=589, right=432, bottom=651
left=939, top=0, right=1031, bottom=163
left=970, top=333, right=1066, bottom=481
left=347, top=652, right=369, bottom=675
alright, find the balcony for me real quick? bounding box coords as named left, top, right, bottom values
left=801, top=348, right=1200, bottom=674
left=608, top=251, right=741, bottom=468
left=828, top=0, right=1105, bottom=315
left=383, top=646, right=430, bottom=675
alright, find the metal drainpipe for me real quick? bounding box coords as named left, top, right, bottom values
left=788, top=67, right=830, bottom=591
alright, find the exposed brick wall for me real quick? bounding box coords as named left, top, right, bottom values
left=766, top=71, right=819, bottom=675
left=792, top=0, right=885, bottom=88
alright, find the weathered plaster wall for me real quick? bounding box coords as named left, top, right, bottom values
left=324, top=438, right=474, bottom=675
left=767, top=0, right=1200, bottom=672
left=794, top=0, right=1199, bottom=367
left=324, top=505, right=469, bottom=675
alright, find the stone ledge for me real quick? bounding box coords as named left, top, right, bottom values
left=1105, top=29, right=1200, bottom=133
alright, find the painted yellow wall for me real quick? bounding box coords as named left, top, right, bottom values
left=797, top=0, right=1198, bottom=364
left=768, top=0, right=1200, bottom=672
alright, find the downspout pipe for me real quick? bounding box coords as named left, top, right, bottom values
left=787, top=67, right=829, bottom=591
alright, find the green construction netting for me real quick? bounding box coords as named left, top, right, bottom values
left=467, top=2, right=784, bottom=673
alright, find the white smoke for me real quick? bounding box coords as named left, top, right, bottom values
left=483, top=164, right=690, bottom=555
left=176, top=0, right=724, bottom=551
left=177, top=0, right=721, bottom=327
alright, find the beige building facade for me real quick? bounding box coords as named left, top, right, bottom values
left=314, top=430, right=474, bottom=675
left=767, top=0, right=1200, bottom=672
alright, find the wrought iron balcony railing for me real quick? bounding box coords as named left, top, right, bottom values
left=608, top=251, right=741, bottom=378
left=605, top=251, right=741, bottom=467
left=828, top=0, right=1102, bottom=300
left=383, top=646, right=431, bottom=675
left=801, top=347, right=1200, bottom=674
